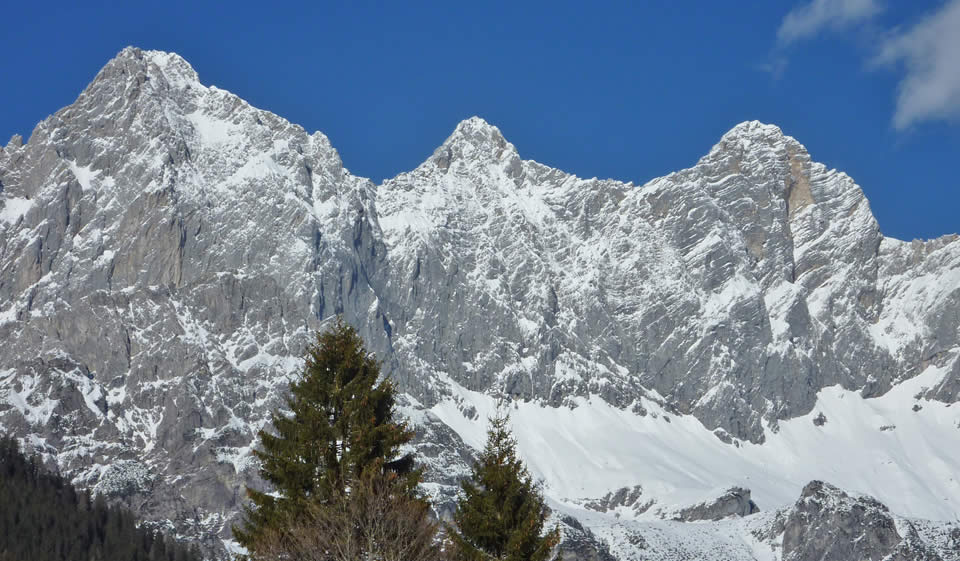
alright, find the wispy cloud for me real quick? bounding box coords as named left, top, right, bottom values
left=774, top=0, right=960, bottom=130
left=874, top=0, right=960, bottom=130
left=756, top=57, right=789, bottom=81
left=777, top=0, right=883, bottom=44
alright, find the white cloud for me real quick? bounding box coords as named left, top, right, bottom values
left=756, top=57, right=789, bottom=80
left=874, top=0, right=960, bottom=129
left=778, top=0, right=883, bottom=44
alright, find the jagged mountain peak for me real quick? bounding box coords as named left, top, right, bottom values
left=61, top=47, right=203, bottom=118
left=450, top=115, right=507, bottom=141
left=427, top=115, right=521, bottom=173
left=701, top=119, right=807, bottom=167
left=107, top=46, right=201, bottom=90
left=26, top=46, right=348, bottom=203
left=722, top=119, right=786, bottom=141
left=717, top=120, right=798, bottom=150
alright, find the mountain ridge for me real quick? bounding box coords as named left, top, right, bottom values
left=1, top=47, right=959, bottom=559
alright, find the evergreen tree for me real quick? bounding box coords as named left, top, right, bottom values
left=0, top=434, right=201, bottom=561
left=234, top=318, right=418, bottom=552
left=449, top=411, right=560, bottom=561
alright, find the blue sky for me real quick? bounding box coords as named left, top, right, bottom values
left=2, top=1, right=958, bottom=240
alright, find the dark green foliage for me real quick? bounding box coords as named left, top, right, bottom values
left=449, top=412, right=560, bottom=561
left=0, top=435, right=201, bottom=561
left=234, top=318, right=418, bottom=552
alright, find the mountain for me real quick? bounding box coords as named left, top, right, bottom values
left=1, top=47, right=958, bottom=560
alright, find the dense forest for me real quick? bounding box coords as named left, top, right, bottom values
left=0, top=436, right=202, bottom=561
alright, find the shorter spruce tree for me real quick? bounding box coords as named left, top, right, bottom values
left=449, top=411, right=560, bottom=561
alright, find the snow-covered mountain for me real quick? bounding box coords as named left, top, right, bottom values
left=1, top=48, right=958, bottom=559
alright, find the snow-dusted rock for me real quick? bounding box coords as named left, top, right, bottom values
left=673, top=487, right=759, bottom=522
left=781, top=481, right=947, bottom=561
left=2, top=48, right=959, bottom=558
left=561, top=482, right=957, bottom=561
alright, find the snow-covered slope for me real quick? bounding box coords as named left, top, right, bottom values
left=432, top=362, right=960, bottom=523
left=1, top=48, right=958, bottom=559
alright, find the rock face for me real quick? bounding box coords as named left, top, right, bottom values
left=781, top=481, right=946, bottom=561
left=1, top=48, right=960, bottom=558
left=0, top=47, right=383, bottom=546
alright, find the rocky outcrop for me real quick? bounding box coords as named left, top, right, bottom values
left=556, top=515, right=618, bottom=561
left=781, top=481, right=946, bottom=561
left=673, top=487, right=759, bottom=522
left=586, top=483, right=957, bottom=561
left=581, top=485, right=651, bottom=516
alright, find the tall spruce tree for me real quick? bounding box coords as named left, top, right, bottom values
left=234, top=318, right=417, bottom=551
left=449, top=411, right=560, bottom=561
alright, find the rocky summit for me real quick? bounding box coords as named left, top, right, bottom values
left=1, top=48, right=958, bottom=559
